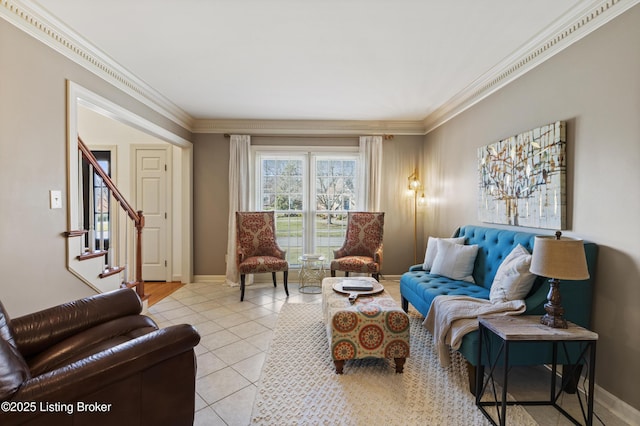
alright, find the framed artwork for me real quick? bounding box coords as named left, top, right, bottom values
left=478, top=121, right=566, bottom=229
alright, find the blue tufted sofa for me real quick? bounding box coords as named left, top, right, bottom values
left=400, top=225, right=598, bottom=393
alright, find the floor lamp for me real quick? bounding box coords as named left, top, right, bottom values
left=408, top=170, right=425, bottom=265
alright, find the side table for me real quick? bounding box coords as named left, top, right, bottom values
left=476, top=315, right=598, bottom=426
left=298, top=255, right=325, bottom=293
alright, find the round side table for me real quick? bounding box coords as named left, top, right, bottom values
left=298, top=255, right=325, bottom=294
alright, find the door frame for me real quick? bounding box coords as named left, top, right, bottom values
left=67, top=81, right=193, bottom=288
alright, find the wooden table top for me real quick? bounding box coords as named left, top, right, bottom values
left=479, top=315, right=598, bottom=342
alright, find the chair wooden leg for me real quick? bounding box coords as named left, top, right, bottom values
left=283, top=271, right=289, bottom=296
left=373, top=273, right=379, bottom=281
left=345, top=271, right=350, bottom=277
left=331, top=270, right=336, bottom=277
left=271, top=272, right=277, bottom=287
left=240, top=274, right=246, bottom=301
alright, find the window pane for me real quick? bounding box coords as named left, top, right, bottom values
left=256, top=152, right=359, bottom=266
left=263, top=175, right=275, bottom=192
left=262, top=193, right=275, bottom=210
left=313, top=158, right=358, bottom=257
left=275, top=212, right=303, bottom=262
left=313, top=213, right=347, bottom=260
left=263, top=159, right=276, bottom=176
left=259, top=156, right=304, bottom=262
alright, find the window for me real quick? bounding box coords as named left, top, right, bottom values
left=254, top=148, right=361, bottom=266
left=82, top=150, right=111, bottom=256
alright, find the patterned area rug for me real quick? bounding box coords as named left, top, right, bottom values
left=251, top=303, right=538, bottom=426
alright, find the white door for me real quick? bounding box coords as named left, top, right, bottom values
left=136, top=148, right=168, bottom=281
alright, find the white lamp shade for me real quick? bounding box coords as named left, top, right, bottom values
left=530, top=235, right=590, bottom=280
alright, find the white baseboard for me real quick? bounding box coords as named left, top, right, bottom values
left=193, top=275, right=226, bottom=283
left=381, top=274, right=402, bottom=282
left=541, top=348, right=639, bottom=425
left=594, top=382, right=640, bottom=425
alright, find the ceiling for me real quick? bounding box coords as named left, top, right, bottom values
left=14, top=1, right=626, bottom=127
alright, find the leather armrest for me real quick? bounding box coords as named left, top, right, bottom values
left=8, top=324, right=200, bottom=404
left=11, top=289, right=142, bottom=357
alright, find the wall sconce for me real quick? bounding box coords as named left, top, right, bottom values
left=408, top=169, right=425, bottom=264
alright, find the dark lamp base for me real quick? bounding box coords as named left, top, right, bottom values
left=541, top=277, right=568, bottom=328
left=540, top=313, right=568, bottom=328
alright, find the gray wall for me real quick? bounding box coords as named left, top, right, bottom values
left=192, top=134, right=425, bottom=276
left=423, top=6, right=640, bottom=411
left=0, top=19, right=191, bottom=316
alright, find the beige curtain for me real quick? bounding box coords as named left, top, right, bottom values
left=225, top=135, right=251, bottom=286
left=360, top=136, right=383, bottom=211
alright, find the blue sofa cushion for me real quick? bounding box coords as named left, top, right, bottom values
left=399, top=271, right=490, bottom=318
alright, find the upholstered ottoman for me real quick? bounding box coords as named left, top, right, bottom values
left=322, top=277, right=410, bottom=374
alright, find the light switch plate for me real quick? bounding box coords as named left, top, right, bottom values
left=50, top=190, right=62, bottom=209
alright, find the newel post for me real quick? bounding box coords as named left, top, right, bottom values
left=135, top=210, right=145, bottom=299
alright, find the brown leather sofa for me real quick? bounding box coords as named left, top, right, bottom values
left=0, top=288, right=200, bottom=426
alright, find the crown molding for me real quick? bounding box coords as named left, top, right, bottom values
left=191, top=119, right=426, bottom=136
left=3, top=0, right=637, bottom=136
left=1, top=0, right=194, bottom=131
left=423, top=0, right=639, bottom=133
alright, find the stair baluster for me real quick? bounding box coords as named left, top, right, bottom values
left=76, top=136, right=146, bottom=300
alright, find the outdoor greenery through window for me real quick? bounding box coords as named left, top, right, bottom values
left=255, top=149, right=361, bottom=267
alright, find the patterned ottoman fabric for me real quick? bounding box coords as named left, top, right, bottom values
left=322, top=277, right=410, bottom=374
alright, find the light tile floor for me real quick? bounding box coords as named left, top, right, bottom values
left=147, top=279, right=628, bottom=426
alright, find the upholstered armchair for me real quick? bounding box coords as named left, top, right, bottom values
left=236, top=211, right=289, bottom=301
left=0, top=288, right=200, bottom=426
left=330, top=212, right=385, bottom=281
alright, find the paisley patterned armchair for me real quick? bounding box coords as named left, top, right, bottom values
left=236, top=211, right=289, bottom=301
left=330, top=212, right=384, bottom=281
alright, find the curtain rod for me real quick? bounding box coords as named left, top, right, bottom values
left=223, top=134, right=394, bottom=140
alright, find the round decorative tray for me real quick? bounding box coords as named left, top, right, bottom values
left=332, top=280, right=384, bottom=296
left=301, top=254, right=323, bottom=260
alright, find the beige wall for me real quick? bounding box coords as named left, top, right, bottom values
left=0, top=19, right=191, bottom=316
left=191, top=134, right=424, bottom=276
left=192, top=133, right=230, bottom=275
left=423, top=6, right=640, bottom=411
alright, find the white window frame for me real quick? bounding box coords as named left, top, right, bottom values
left=252, top=146, right=361, bottom=266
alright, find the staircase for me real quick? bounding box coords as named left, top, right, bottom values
left=65, top=136, right=146, bottom=300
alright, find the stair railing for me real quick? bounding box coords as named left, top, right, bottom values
left=78, top=136, right=146, bottom=299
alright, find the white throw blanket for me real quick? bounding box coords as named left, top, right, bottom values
left=423, top=295, right=526, bottom=367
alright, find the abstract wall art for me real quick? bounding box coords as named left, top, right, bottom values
left=478, top=121, right=566, bottom=229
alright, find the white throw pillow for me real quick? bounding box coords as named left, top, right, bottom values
left=489, top=244, right=537, bottom=303
left=430, top=239, right=479, bottom=283
left=422, top=236, right=466, bottom=270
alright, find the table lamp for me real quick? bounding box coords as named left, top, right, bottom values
left=530, top=231, right=590, bottom=328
